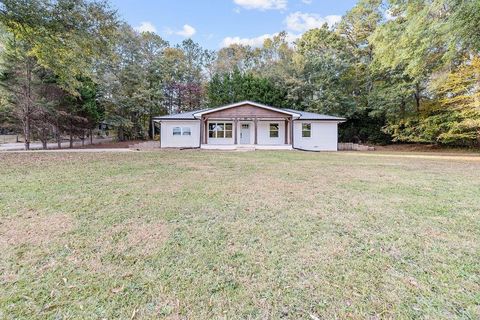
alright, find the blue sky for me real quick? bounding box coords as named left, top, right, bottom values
left=110, top=0, right=357, bottom=49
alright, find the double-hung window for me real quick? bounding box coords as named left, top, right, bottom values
left=269, top=123, right=279, bottom=138
left=173, top=127, right=191, bottom=136
left=208, top=122, right=233, bottom=138
left=302, top=123, right=311, bottom=138
left=172, top=127, right=182, bottom=136
left=182, top=127, right=191, bottom=136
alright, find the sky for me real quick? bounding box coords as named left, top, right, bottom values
left=109, top=0, right=357, bottom=49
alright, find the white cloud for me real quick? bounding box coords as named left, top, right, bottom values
left=221, top=11, right=342, bottom=48
left=166, top=24, right=197, bottom=38
left=177, top=24, right=196, bottom=37
left=284, top=12, right=341, bottom=32
left=221, top=32, right=299, bottom=48
left=233, top=0, right=287, bottom=10
left=301, top=0, right=312, bottom=4
left=135, top=21, right=157, bottom=33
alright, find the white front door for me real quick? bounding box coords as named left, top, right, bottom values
left=240, top=124, right=250, bottom=144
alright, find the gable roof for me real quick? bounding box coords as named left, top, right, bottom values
left=193, top=101, right=301, bottom=117
left=153, top=101, right=346, bottom=122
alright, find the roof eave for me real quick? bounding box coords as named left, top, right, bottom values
left=296, top=118, right=347, bottom=122
left=153, top=118, right=198, bottom=121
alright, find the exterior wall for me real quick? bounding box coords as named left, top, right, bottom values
left=159, top=119, right=340, bottom=150
left=293, top=121, right=338, bottom=151
left=257, top=121, right=286, bottom=145
left=160, top=120, right=200, bottom=148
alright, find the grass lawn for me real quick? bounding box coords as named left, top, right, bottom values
left=1, top=150, right=479, bottom=319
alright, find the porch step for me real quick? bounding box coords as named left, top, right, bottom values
left=200, top=144, right=292, bottom=151
left=235, top=146, right=256, bottom=152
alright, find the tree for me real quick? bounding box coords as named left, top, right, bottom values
left=370, top=0, right=480, bottom=146
left=0, top=38, right=39, bottom=149
left=207, top=68, right=287, bottom=107
left=0, top=0, right=118, bottom=149
left=297, top=26, right=356, bottom=116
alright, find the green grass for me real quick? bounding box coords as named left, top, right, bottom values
left=1, top=150, right=479, bottom=319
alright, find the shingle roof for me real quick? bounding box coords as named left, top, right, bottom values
left=153, top=109, right=211, bottom=120
left=284, top=109, right=346, bottom=121
left=153, top=104, right=346, bottom=121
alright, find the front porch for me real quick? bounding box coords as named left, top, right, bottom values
left=200, top=144, right=293, bottom=151
left=195, top=102, right=298, bottom=148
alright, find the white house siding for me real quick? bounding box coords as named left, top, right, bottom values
left=160, top=120, right=200, bottom=148
left=293, top=121, right=339, bottom=151
left=257, top=121, right=286, bottom=145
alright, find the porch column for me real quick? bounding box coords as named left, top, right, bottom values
left=284, top=118, right=288, bottom=144
left=203, top=117, right=208, bottom=144
left=234, top=118, right=238, bottom=144
left=290, top=118, right=294, bottom=147
left=254, top=117, right=258, bottom=145
left=199, top=119, right=203, bottom=146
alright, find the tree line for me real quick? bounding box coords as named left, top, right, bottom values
left=0, top=0, right=479, bottom=150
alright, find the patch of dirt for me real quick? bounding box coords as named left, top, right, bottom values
left=123, top=221, right=169, bottom=254
left=0, top=212, right=73, bottom=249
left=374, top=143, right=480, bottom=154
left=71, top=220, right=169, bottom=274
left=82, top=140, right=143, bottom=149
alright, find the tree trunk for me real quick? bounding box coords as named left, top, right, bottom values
left=90, top=129, right=93, bottom=145
left=69, top=124, right=73, bottom=148
left=414, top=83, right=421, bottom=113
left=24, top=60, right=33, bottom=151
left=23, top=115, right=30, bottom=150
left=118, top=126, right=124, bottom=141
left=148, top=115, right=153, bottom=139
left=56, top=123, right=62, bottom=149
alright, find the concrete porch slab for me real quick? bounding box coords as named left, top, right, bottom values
left=200, top=144, right=293, bottom=151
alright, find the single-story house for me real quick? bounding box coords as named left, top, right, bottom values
left=152, top=101, right=346, bottom=151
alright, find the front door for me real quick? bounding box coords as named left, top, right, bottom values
left=240, top=124, right=250, bottom=144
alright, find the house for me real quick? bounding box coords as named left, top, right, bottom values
left=152, top=101, right=346, bottom=151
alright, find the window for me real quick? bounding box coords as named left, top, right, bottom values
left=302, top=123, right=311, bottom=138
left=269, top=123, right=279, bottom=138
left=173, top=127, right=181, bottom=136
left=173, top=127, right=191, bottom=136
left=225, top=123, right=233, bottom=138
left=182, top=127, right=191, bottom=136
left=208, top=122, right=233, bottom=138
